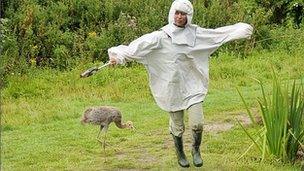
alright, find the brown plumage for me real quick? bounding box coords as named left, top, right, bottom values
left=81, top=106, right=134, bottom=161
left=81, top=106, right=134, bottom=137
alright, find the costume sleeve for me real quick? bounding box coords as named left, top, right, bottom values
left=108, top=31, right=162, bottom=65
left=198, top=22, right=253, bottom=46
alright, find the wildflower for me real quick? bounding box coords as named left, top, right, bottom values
left=88, top=32, right=97, bottom=38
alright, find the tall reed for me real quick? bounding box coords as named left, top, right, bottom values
left=237, top=72, right=304, bottom=163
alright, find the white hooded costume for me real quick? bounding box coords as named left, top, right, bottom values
left=108, top=0, right=253, bottom=112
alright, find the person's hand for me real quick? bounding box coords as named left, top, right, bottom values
left=246, top=24, right=254, bottom=39
left=109, top=54, right=118, bottom=65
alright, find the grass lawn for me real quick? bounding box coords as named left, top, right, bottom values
left=1, top=50, right=303, bottom=170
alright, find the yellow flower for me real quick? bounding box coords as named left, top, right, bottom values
left=88, top=32, right=97, bottom=38
left=30, top=58, right=36, bottom=65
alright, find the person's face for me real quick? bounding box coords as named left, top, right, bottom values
left=174, top=10, right=187, bottom=27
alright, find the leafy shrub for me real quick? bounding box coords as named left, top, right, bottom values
left=0, top=0, right=303, bottom=74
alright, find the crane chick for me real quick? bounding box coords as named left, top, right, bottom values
left=81, top=106, right=134, bottom=137
left=81, top=106, right=134, bottom=136
left=81, top=106, right=134, bottom=162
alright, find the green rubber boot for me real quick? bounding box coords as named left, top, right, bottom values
left=191, top=131, right=203, bottom=167
left=171, top=134, right=190, bottom=168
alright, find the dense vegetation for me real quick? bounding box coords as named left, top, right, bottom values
left=1, top=0, right=304, bottom=73
left=1, top=0, right=304, bottom=170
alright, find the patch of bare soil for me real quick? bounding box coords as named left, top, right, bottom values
left=204, top=114, right=259, bottom=133
left=204, top=122, right=234, bottom=133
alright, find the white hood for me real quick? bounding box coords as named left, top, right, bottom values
left=168, top=0, right=193, bottom=26
left=162, top=0, right=197, bottom=46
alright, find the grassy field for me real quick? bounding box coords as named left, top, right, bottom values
left=1, top=50, right=304, bottom=170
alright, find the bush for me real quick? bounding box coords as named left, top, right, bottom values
left=0, top=0, right=303, bottom=73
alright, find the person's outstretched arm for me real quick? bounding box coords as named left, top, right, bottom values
left=108, top=31, right=162, bottom=65
left=198, top=22, right=253, bottom=46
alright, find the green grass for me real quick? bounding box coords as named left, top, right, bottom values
left=1, top=50, right=304, bottom=170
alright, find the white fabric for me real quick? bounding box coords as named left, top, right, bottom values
left=165, top=0, right=196, bottom=46
left=162, top=24, right=197, bottom=47
left=168, top=0, right=193, bottom=26
left=108, top=1, right=253, bottom=112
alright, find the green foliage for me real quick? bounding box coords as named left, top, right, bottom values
left=0, top=0, right=167, bottom=72
left=1, top=0, right=303, bottom=74
left=238, top=71, right=304, bottom=163
left=1, top=1, right=304, bottom=169
left=287, top=80, right=304, bottom=162
left=254, top=0, right=304, bottom=25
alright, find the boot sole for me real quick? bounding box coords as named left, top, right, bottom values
left=193, top=162, right=203, bottom=167
left=179, top=163, right=190, bottom=168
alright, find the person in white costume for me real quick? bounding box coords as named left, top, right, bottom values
left=108, top=0, right=253, bottom=168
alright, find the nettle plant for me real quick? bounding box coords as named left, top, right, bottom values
left=237, top=72, right=304, bottom=163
